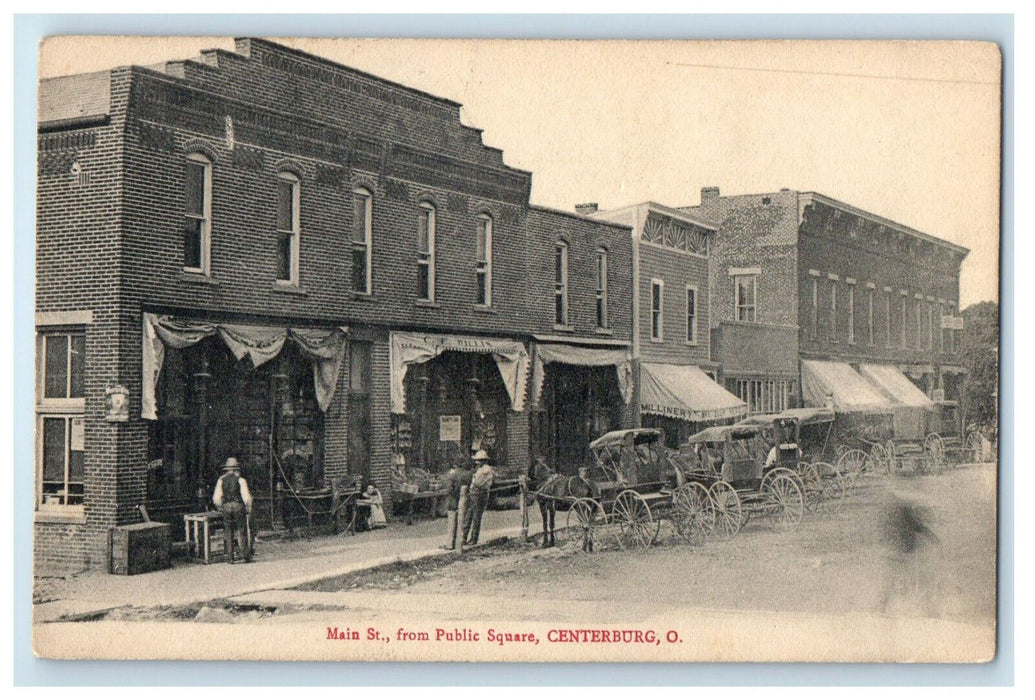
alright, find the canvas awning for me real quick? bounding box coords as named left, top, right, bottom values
left=528, top=342, right=633, bottom=410
left=859, top=364, right=934, bottom=408
left=389, top=331, right=529, bottom=414
left=800, top=360, right=892, bottom=413
left=639, top=362, right=747, bottom=423
left=142, top=313, right=348, bottom=419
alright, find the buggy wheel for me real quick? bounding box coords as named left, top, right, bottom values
left=708, top=481, right=743, bottom=538
left=924, top=433, right=946, bottom=472
left=868, top=442, right=889, bottom=477
left=672, top=483, right=713, bottom=545
left=612, top=491, right=659, bottom=549
left=764, top=473, right=805, bottom=530
left=761, top=467, right=801, bottom=492
left=884, top=440, right=899, bottom=475
left=566, top=498, right=606, bottom=553
left=811, top=461, right=847, bottom=511
left=964, top=430, right=986, bottom=463
left=796, top=462, right=823, bottom=512
left=837, top=449, right=869, bottom=494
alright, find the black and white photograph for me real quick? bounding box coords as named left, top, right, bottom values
left=29, top=35, right=1002, bottom=664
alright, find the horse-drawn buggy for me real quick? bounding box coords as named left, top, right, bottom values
left=530, top=428, right=714, bottom=551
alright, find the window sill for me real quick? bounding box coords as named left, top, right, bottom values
left=594, top=328, right=613, bottom=336
left=272, top=282, right=307, bottom=296
left=552, top=324, right=575, bottom=333
left=179, top=271, right=218, bottom=286
left=650, top=337, right=664, bottom=344
left=414, top=300, right=440, bottom=309
left=352, top=292, right=376, bottom=302
left=473, top=305, right=498, bottom=314
left=684, top=340, right=698, bottom=347
left=35, top=509, right=86, bottom=525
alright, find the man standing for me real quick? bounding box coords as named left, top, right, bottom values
left=464, top=449, right=495, bottom=546
left=213, top=457, right=253, bottom=563
left=445, top=460, right=474, bottom=549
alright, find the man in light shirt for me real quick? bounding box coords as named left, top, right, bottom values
left=213, top=457, right=254, bottom=563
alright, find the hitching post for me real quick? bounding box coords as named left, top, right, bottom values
left=519, top=475, right=529, bottom=541
left=455, top=485, right=469, bottom=553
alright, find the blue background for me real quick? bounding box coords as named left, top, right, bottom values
left=12, top=12, right=1014, bottom=687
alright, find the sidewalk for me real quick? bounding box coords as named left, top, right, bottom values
left=34, top=507, right=537, bottom=623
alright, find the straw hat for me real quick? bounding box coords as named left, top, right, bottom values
left=222, top=457, right=241, bottom=472
left=472, top=449, right=490, bottom=462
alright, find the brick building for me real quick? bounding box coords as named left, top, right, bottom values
left=681, top=187, right=968, bottom=416
left=587, top=202, right=747, bottom=447
left=35, top=38, right=633, bottom=571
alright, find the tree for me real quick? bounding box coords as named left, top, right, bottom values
left=960, top=301, right=999, bottom=430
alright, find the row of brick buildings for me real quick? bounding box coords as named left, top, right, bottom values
left=35, top=39, right=968, bottom=571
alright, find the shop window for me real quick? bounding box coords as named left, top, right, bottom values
left=351, top=188, right=372, bottom=294
left=276, top=172, right=300, bottom=284
left=554, top=241, right=569, bottom=326
left=36, top=330, right=86, bottom=510
left=735, top=274, right=757, bottom=323
left=417, top=202, right=436, bottom=301
left=728, top=377, right=793, bottom=415
left=651, top=278, right=664, bottom=342
left=476, top=215, right=493, bottom=306
left=348, top=342, right=373, bottom=482
left=184, top=153, right=211, bottom=274
left=685, top=285, right=697, bottom=344
left=595, top=248, right=608, bottom=329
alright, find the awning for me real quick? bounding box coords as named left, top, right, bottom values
left=800, top=360, right=892, bottom=413
left=142, top=313, right=348, bottom=419
left=389, top=331, right=529, bottom=414
left=859, top=363, right=934, bottom=408
left=639, top=362, right=747, bottom=422
left=528, top=342, right=633, bottom=409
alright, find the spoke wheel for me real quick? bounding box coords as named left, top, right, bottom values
left=811, top=461, right=847, bottom=511
left=764, top=473, right=805, bottom=530
left=566, top=498, right=606, bottom=553
left=868, top=443, right=889, bottom=477
left=672, top=483, right=713, bottom=545
left=612, top=490, right=659, bottom=549
left=707, top=481, right=743, bottom=538
left=796, top=462, right=823, bottom=512
left=964, top=431, right=986, bottom=463
left=837, top=449, right=869, bottom=494
left=924, top=433, right=946, bottom=472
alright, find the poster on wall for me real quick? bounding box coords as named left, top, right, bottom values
left=439, top=415, right=461, bottom=443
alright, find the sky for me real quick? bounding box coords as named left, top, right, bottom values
left=38, top=36, right=1002, bottom=306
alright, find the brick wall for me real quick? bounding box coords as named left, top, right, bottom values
left=637, top=243, right=710, bottom=365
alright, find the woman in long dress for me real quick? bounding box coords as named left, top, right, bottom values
left=360, top=484, right=387, bottom=530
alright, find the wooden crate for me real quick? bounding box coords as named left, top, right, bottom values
left=108, top=522, right=171, bottom=575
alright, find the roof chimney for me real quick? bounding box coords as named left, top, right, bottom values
left=575, top=203, right=599, bottom=216
left=701, top=187, right=720, bottom=203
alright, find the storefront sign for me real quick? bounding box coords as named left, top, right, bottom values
left=439, top=415, right=461, bottom=442
left=105, top=385, right=130, bottom=422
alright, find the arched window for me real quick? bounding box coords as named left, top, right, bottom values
left=184, top=153, right=212, bottom=274
left=554, top=241, right=569, bottom=326
left=417, top=202, right=436, bottom=301
left=476, top=214, right=493, bottom=306
left=351, top=188, right=372, bottom=294
left=276, top=172, right=300, bottom=284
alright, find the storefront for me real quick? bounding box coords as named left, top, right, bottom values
left=638, top=362, right=747, bottom=448
left=528, top=339, right=633, bottom=473
left=388, top=331, right=529, bottom=477
left=141, top=313, right=348, bottom=530
left=859, top=363, right=935, bottom=440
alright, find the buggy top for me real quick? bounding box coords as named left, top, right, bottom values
left=589, top=429, right=668, bottom=491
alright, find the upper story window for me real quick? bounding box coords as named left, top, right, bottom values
left=184, top=153, right=211, bottom=274
left=595, top=248, right=608, bottom=329
left=940, top=304, right=948, bottom=353
left=928, top=302, right=936, bottom=351
left=847, top=284, right=856, bottom=344
left=651, top=278, right=664, bottom=342
left=867, top=288, right=875, bottom=345
left=915, top=298, right=923, bottom=350
left=900, top=295, right=908, bottom=348
left=734, top=275, right=757, bottom=323
left=276, top=172, right=300, bottom=284
left=36, top=330, right=86, bottom=510
left=476, top=215, right=493, bottom=306
left=810, top=279, right=819, bottom=339
left=351, top=188, right=372, bottom=294
left=554, top=241, right=569, bottom=326
left=829, top=281, right=838, bottom=342
left=685, top=285, right=698, bottom=344
left=417, top=202, right=436, bottom=301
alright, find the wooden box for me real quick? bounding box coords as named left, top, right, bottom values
left=108, top=522, right=171, bottom=575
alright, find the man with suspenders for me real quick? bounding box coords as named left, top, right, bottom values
left=212, top=457, right=254, bottom=563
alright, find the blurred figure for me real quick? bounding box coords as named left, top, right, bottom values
left=879, top=489, right=940, bottom=616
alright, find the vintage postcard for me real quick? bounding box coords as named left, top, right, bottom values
left=31, top=36, right=1001, bottom=663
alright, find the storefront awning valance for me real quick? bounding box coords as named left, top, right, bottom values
left=529, top=343, right=633, bottom=410
left=639, top=362, right=747, bottom=422
left=142, top=313, right=348, bottom=419
left=389, top=331, right=529, bottom=414
left=800, top=360, right=892, bottom=413
left=859, top=363, right=934, bottom=408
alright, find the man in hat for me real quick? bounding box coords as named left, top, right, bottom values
left=464, top=449, right=495, bottom=546
left=213, top=457, right=254, bottom=563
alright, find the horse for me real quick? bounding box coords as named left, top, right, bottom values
left=528, top=458, right=594, bottom=549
